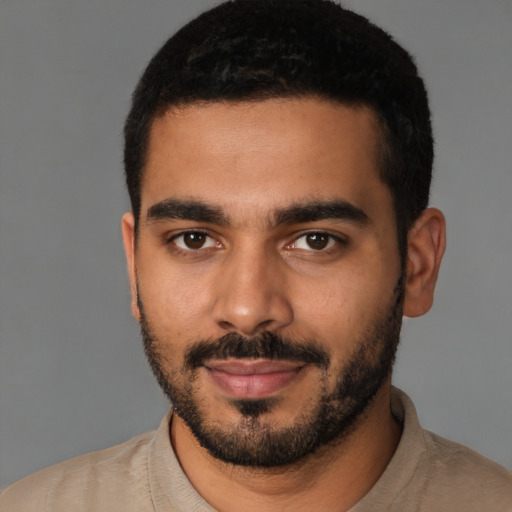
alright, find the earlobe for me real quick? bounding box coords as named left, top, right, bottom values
left=121, top=212, right=141, bottom=322
left=403, top=208, right=446, bottom=318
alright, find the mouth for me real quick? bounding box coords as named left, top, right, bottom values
left=204, top=358, right=306, bottom=399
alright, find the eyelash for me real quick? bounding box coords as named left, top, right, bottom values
left=165, top=230, right=348, bottom=255
left=167, top=230, right=219, bottom=253
left=286, top=232, right=348, bottom=252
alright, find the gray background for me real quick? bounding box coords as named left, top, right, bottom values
left=1, top=0, right=511, bottom=489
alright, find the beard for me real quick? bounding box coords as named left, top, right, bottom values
left=139, top=274, right=404, bottom=468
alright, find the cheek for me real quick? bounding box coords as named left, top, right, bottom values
left=291, top=265, right=396, bottom=343
left=136, top=258, right=213, bottom=338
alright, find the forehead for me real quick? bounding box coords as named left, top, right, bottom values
left=141, top=98, right=390, bottom=221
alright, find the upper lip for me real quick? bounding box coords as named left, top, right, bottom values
left=204, top=358, right=305, bottom=375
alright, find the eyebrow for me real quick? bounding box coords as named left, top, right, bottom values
left=146, top=198, right=370, bottom=228
left=146, top=198, right=229, bottom=226
left=273, top=200, right=370, bottom=227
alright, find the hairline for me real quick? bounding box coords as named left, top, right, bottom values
left=136, top=95, right=394, bottom=222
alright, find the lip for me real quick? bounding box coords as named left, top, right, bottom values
left=204, top=358, right=306, bottom=399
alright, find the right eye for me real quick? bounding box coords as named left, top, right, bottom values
left=170, top=231, right=219, bottom=251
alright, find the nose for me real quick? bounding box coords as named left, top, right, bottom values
left=211, top=246, right=294, bottom=336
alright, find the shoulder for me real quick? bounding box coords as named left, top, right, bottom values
left=385, top=388, right=512, bottom=511
left=0, top=430, right=155, bottom=512
left=421, top=429, right=512, bottom=510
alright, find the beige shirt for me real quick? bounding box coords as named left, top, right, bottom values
left=1, top=388, right=511, bottom=511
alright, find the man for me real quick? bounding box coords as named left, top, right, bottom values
left=1, top=0, right=511, bottom=510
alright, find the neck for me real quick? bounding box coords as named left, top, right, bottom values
left=171, top=383, right=401, bottom=512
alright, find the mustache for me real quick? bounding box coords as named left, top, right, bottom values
left=185, top=331, right=329, bottom=370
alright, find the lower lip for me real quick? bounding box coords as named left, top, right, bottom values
left=206, top=367, right=303, bottom=399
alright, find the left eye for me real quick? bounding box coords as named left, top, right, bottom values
left=171, top=231, right=218, bottom=250
left=291, top=232, right=337, bottom=251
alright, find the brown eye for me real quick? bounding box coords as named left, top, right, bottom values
left=172, top=231, right=217, bottom=251
left=183, top=232, right=207, bottom=249
left=290, top=232, right=339, bottom=252
left=305, top=233, right=329, bottom=250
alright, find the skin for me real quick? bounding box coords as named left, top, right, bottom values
left=122, top=98, right=446, bottom=511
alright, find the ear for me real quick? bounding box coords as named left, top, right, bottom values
left=403, top=208, right=446, bottom=318
left=121, top=212, right=141, bottom=322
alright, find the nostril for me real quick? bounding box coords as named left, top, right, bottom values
left=212, top=283, right=294, bottom=336
left=217, top=318, right=276, bottom=335
left=256, top=319, right=274, bottom=330
left=218, top=320, right=235, bottom=331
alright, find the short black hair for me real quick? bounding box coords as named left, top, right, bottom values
left=124, top=0, right=433, bottom=257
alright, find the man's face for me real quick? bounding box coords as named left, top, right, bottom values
left=124, top=99, right=404, bottom=467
